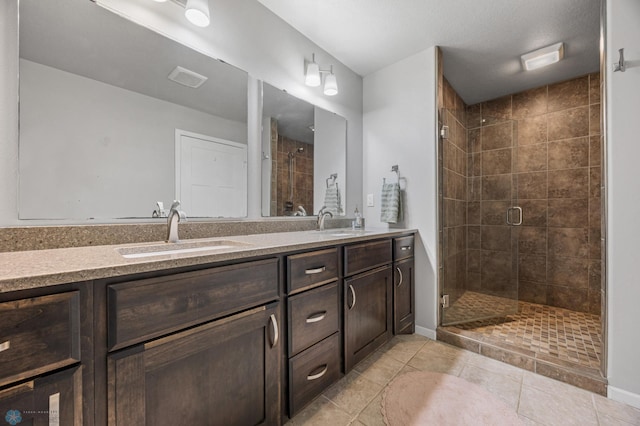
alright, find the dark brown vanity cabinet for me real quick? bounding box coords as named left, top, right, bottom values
left=108, top=303, right=281, bottom=426
left=343, top=240, right=393, bottom=372
left=105, top=258, right=282, bottom=426
left=393, top=236, right=415, bottom=335
left=0, top=290, right=89, bottom=426
left=286, top=248, right=342, bottom=416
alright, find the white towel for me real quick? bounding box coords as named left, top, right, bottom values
left=380, top=182, right=403, bottom=223
left=323, top=185, right=343, bottom=215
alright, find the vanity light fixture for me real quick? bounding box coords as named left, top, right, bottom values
left=184, top=0, right=210, bottom=27
left=323, top=66, right=338, bottom=96
left=305, top=53, right=339, bottom=96
left=151, top=0, right=210, bottom=28
left=521, top=42, right=564, bottom=71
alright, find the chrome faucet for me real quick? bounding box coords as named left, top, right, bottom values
left=166, top=200, right=187, bottom=243
left=295, top=205, right=307, bottom=216
left=317, top=206, right=333, bottom=231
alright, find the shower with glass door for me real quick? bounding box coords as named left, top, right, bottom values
left=437, top=73, right=605, bottom=391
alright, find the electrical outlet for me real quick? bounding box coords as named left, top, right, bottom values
left=367, top=193, right=374, bottom=207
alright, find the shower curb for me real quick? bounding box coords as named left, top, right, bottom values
left=436, top=326, right=607, bottom=396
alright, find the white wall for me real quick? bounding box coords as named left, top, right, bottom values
left=0, top=0, right=363, bottom=224
left=314, top=108, right=347, bottom=215
left=363, top=48, right=439, bottom=336
left=606, top=0, right=640, bottom=409
left=19, top=59, right=246, bottom=219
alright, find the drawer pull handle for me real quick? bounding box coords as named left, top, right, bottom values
left=401, top=246, right=412, bottom=251
left=306, top=311, right=327, bottom=323
left=269, top=314, right=279, bottom=348
left=305, top=266, right=326, bottom=275
left=396, top=267, right=403, bottom=287
left=49, top=392, right=60, bottom=426
left=0, top=340, right=9, bottom=353
left=348, top=284, right=356, bottom=310
left=307, top=364, right=328, bottom=381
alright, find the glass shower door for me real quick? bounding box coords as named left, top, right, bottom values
left=440, top=107, right=520, bottom=326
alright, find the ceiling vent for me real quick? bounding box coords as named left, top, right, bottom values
left=168, top=66, right=208, bottom=88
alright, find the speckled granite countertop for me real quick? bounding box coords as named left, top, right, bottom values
left=0, top=228, right=415, bottom=293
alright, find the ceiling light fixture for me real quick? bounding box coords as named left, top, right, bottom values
left=305, top=53, right=338, bottom=96
left=521, top=42, right=564, bottom=71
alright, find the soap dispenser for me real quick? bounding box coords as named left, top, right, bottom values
left=353, top=206, right=363, bottom=229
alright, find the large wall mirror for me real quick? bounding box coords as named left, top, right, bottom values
left=18, top=0, right=248, bottom=220
left=261, top=83, right=347, bottom=217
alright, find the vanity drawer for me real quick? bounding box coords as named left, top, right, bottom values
left=0, top=292, right=81, bottom=387
left=288, top=282, right=339, bottom=356
left=394, top=235, right=415, bottom=261
left=108, top=258, right=279, bottom=350
left=344, top=239, right=392, bottom=276
left=289, top=333, right=342, bottom=416
left=287, top=247, right=339, bottom=294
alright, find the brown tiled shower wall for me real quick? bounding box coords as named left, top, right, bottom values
left=269, top=118, right=314, bottom=216
left=466, top=74, right=602, bottom=314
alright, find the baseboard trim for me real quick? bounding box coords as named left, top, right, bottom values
left=608, top=385, right=640, bottom=409
left=415, top=325, right=436, bottom=340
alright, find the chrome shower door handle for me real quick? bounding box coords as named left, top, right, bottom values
left=506, top=206, right=523, bottom=226
left=512, top=206, right=523, bottom=226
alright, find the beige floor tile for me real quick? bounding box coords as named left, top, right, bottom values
left=354, top=390, right=386, bottom=426
left=522, top=371, right=594, bottom=404
left=465, top=349, right=526, bottom=382
left=518, top=385, right=598, bottom=426
left=285, top=396, right=353, bottom=426
left=323, top=371, right=383, bottom=416
left=593, top=394, right=640, bottom=425
left=518, top=414, right=543, bottom=425
left=354, top=351, right=405, bottom=386
left=407, top=351, right=466, bottom=376
left=420, top=339, right=479, bottom=362
left=458, top=364, right=522, bottom=409
left=378, top=335, right=429, bottom=363
left=596, top=412, right=638, bottom=425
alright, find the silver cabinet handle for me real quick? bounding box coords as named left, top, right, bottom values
left=305, top=266, right=326, bottom=275
left=401, top=246, right=412, bottom=251
left=269, top=314, right=279, bottom=348
left=307, top=364, right=328, bottom=381
left=49, top=392, right=60, bottom=426
left=306, top=311, right=327, bottom=323
left=0, top=340, right=9, bottom=353
left=348, top=284, right=356, bottom=310
left=396, top=267, right=403, bottom=287
left=506, top=207, right=512, bottom=225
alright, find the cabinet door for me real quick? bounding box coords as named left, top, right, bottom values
left=108, top=303, right=281, bottom=426
left=394, top=258, right=415, bottom=335
left=344, top=266, right=392, bottom=371
left=0, top=366, right=83, bottom=426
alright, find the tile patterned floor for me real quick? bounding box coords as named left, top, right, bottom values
left=444, top=291, right=602, bottom=369
left=286, top=335, right=640, bottom=426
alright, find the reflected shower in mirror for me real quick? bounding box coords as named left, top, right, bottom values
left=261, top=83, right=346, bottom=217
left=18, top=0, right=248, bottom=220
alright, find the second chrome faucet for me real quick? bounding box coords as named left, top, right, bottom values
left=166, top=200, right=187, bottom=243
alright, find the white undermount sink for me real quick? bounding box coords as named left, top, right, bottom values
left=324, top=229, right=373, bottom=237
left=116, top=239, right=252, bottom=259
